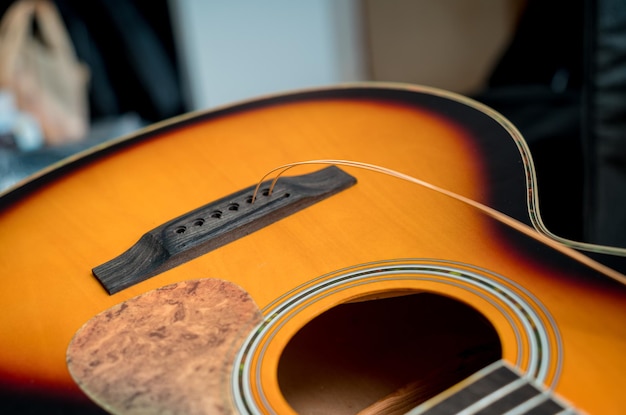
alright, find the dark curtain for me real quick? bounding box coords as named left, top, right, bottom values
left=474, top=0, right=626, bottom=256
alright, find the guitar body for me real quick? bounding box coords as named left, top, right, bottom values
left=0, top=84, right=625, bottom=414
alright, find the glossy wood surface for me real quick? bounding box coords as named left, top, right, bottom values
left=0, top=84, right=625, bottom=414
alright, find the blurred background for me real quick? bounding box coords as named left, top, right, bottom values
left=1, top=0, right=524, bottom=125
left=169, top=0, right=523, bottom=109
left=0, top=0, right=526, bottom=190
left=0, top=0, right=624, bottom=250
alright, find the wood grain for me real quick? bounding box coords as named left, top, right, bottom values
left=93, top=166, right=356, bottom=294
left=0, top=85, right=625, bottom=414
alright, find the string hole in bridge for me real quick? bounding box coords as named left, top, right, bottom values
left=193, top=219, right=205, bottom=227
left=228, top=203, right=240, bottom=211
left=175, top=226, right=186, bottom=234
left=210, top=210, right=222, bottom=219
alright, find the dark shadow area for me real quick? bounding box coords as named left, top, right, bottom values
left=278, top=292, right=501, bottom=414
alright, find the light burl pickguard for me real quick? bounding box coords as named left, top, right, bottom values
left=67, top=279, right=262, bottom=415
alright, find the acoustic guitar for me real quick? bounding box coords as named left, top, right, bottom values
left=1, top=84, right=625, bottom=414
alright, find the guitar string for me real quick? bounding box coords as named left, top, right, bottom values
left=232, top=262, right=562, bottom=413
left=478, top=102, right=626, bottom=259
left=250, top=159, right=626, bottom=284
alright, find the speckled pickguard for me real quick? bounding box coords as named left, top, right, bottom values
left=67, top=279, right=262, bottom=415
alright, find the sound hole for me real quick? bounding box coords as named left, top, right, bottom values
left=277, top=292, right=502, bottom=415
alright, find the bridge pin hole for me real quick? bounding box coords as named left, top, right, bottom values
left=210, top=210, right=223, bottom=219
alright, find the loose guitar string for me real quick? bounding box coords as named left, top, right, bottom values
left=250, top=159, right=626, bottom=284
left=447, top=93, right=626, bottom=259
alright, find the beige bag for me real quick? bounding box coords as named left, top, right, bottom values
left=0, top=0, right=89, bottom=146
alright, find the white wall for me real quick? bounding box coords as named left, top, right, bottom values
left=168, top=0, right=367, bottom=110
